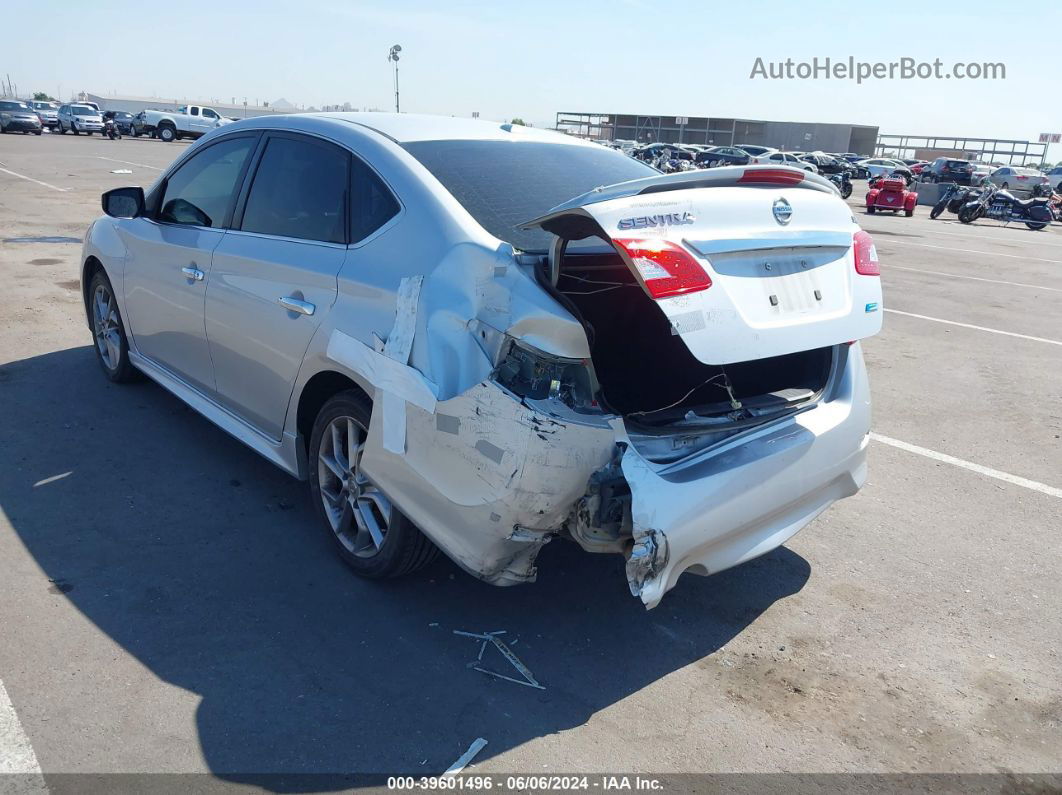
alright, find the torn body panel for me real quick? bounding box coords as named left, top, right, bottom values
left=361, top=379, right=616, bottom=585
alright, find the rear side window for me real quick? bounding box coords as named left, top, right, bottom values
left=159, top=136, right=255, bottom=228
left=350, top=157, right=399, bottom=242
left=241, top=136, right=349, bottom=244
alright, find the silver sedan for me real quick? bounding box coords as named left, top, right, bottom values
left=81, top=113, right=880, bottom=607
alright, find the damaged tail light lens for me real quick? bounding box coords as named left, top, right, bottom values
left=852, top=229, right=880, bottom=276
left=611, top=238, right=712, bottom=299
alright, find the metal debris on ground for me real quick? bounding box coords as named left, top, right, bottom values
left=442, top=737, right=488, bottom=777
left=454, top=630, right=545, bottom=690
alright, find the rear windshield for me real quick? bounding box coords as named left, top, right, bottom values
left=401, top=140, right=657, bottom=252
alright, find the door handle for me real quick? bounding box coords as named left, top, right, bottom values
left=278, top=296, right=315, bottom=316
left=181, top=266, right=205, bottom=281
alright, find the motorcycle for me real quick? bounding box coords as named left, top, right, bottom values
left=827, top=171, right=852, bottom=199
left=929, top=183, right=983, bottom=219
left=103, top=115, right=122, bottom=140
left=958, top=183, right=1053, bottom=230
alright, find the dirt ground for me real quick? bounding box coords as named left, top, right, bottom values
left=0, top=131, right=1059, bottom=785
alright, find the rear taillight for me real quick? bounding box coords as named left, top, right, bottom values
left=853, top=230, right=880, bottom=276
left=738, top=168, right=804, bottom=185
left=612, top=238, right=712, bottom=298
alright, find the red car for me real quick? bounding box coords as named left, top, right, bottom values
left=909, top=162, right=929, bottom=175
left=866, top=175, right=918, bottom=216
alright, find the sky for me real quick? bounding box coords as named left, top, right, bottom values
left=4, top=0, right=1060, bottom=153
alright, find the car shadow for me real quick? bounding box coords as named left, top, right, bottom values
left=0, top=346, right=810, bottom=790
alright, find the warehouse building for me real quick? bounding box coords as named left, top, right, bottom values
left=556, top=111, right=879, bottom=155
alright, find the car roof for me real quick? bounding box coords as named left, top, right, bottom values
left=313, top=112, right=596, bottom=147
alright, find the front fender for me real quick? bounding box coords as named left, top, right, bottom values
left=80, top=216, right=130, bottom=328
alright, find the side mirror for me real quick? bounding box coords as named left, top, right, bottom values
left=102, top=186, right=144, bottom=219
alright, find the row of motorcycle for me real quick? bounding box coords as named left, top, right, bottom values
left=928, top=181, right=1059, bottom=230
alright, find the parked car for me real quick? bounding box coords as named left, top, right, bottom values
left=81, top=113, right=882, bottom=608
left=908, top=162, right=930, bottom=176
left=799, top=152, right=851, bottom=175
left=696, top=146, right=750, bottom=167
left=921, top=157, right=976, bottom=184
left=1044, top=166, right=1062, bottom=192
left=749, top=150, right=818, bottom=172
left=969, top=162, right=994, bottom=184
left=102, top=110, right=136, bottom=136
left=29, top=100, right=60, bottom=130
left=138, top=104, right=232, bottom=142
left=987, top=166, right=1049, bottom=193
left=0, top=100, right=43, bottom=134
left=855, top=158, right=910, bottom=180
left=57, top=103, right=105, bottom=135
left=732, top=144, right=776, bottom=157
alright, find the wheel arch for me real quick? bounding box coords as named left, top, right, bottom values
left=295, top=370, right=372, bottom=449
left=80, top=255, right=105, bottom=328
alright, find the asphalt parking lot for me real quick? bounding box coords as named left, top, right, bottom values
left=1, top=132, right=1059, bottom=784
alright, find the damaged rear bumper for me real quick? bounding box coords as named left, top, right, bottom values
left=617, top=343, right=871, bottom=607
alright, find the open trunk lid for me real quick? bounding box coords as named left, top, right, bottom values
left=524, top=166, right=883, bottom=365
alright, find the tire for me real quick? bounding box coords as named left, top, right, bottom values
left=841, top=184, right=852, bottom=199
left=1001, top=182, right=1008, bottom=190
left=905, top=208, right=914, bottom=217
left=866, top=206, right=876, bottom=214
left=34, top=130, right=42, bottom=136
left=308, top=390, right=439, bottom=579
left=958, top=207, right=976, bottom=224
left=1026, top=222, right=1047, bottom=230
left=87, top=270, right=140, bottom=383
left=158, top=124, right=176, bottom=143
left=72, top=124, right=79, bottom=135
left=58, top=122, right=66, bottom=134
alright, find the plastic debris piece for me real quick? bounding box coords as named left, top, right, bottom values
left=442, top=737, right=487, bottom=777
left=453, top=629, right=544, bottom=690
left=110, top=169, right=133, bottom=174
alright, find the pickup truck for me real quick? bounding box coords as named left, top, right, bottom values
left=135, top=105, right=232, bottom=142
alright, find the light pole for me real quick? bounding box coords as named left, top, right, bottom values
left=388, top=45, right=402, bottom=113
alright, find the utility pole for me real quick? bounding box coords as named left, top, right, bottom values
left=388, top=45, right=402, bottom=113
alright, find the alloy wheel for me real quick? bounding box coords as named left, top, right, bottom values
left=317, top=415, right=392, bottom=558
left=92, top=284, right=121, bottom=371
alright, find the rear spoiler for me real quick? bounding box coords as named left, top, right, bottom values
left=522, top=165, right=838, bottom=229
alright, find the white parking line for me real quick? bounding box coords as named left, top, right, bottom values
left=0, top=166, right=68, bottom=193
left=0, top=677, right=44, bottom=777
left=879, top=238, right=1062, bottom=264
left=871, top=433, right=1062, bottom=500
left=95, top=156, right=162, bottom=171
left=887, top=265, right=1062, bottom=293
left=922, top=227, right=1062, bottom=249
left=884, top=308, right=1062, bottom=346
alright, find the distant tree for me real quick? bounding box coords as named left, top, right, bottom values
left=510, top=118, right=526, bottom=126
left=33, top=91, right=56, bottom=101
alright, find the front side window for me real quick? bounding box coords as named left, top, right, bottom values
left=159, top=136, right=255, bottom=228
left=241, top=136, right=349, bottom=244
